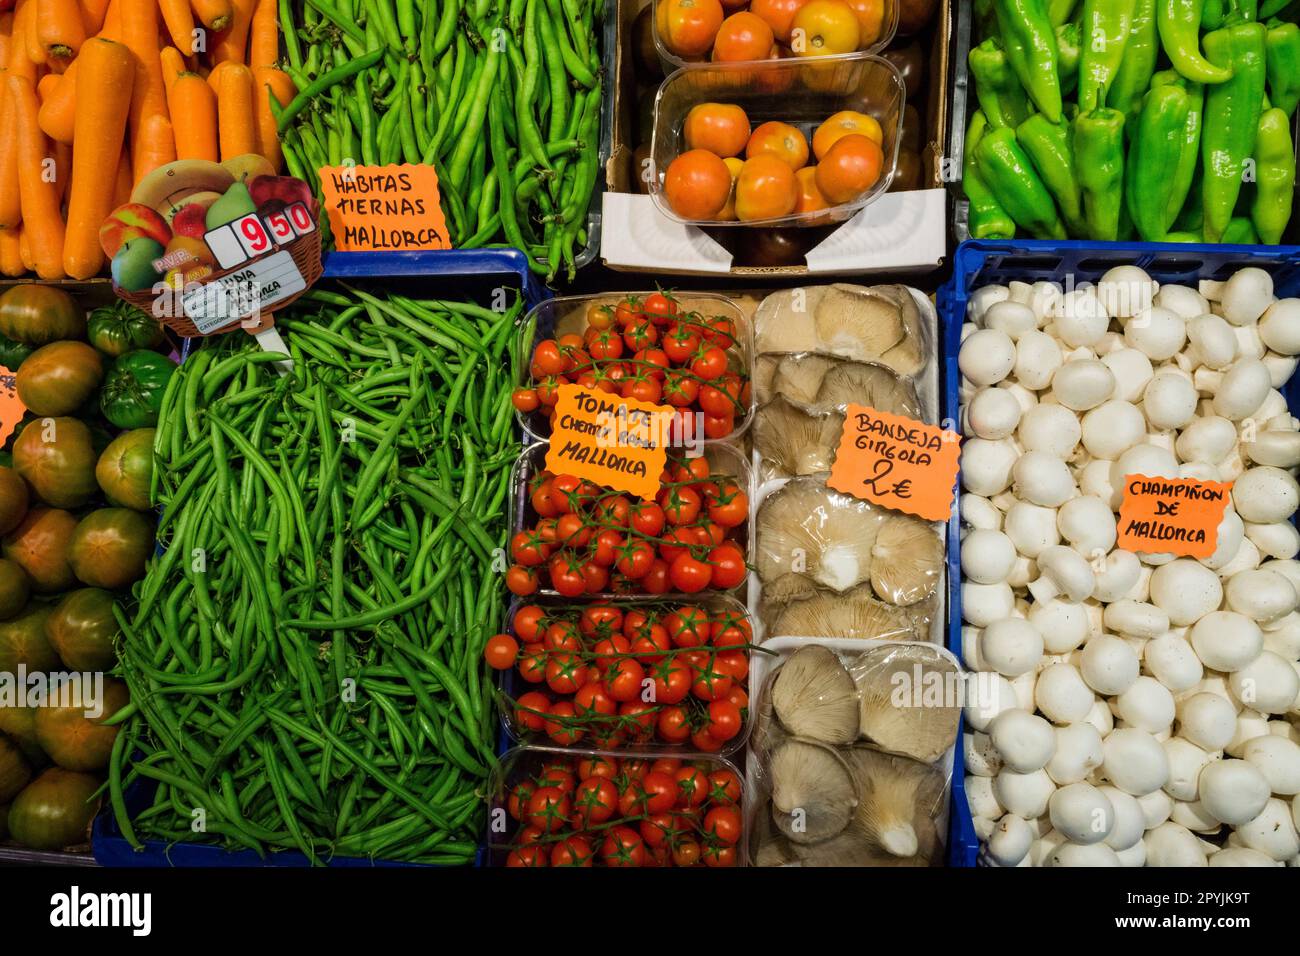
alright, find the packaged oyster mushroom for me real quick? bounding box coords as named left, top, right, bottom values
left=746, top=640, right=960, bottom=867
left=754, top=476, right=944, bottom=642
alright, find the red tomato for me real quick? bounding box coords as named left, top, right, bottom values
left=556, top=513, right=592, bottom=548
left=671, top=456, right=711, bottom=484
left=657, top=526, right=703, bottom=564
left=642, top=559, right=671, bottom=595
left=659, top=485, right=702, bottom=525
left=525, top=786, right=571, bottom=832
left=716, top=650, right=749, bottom=682
left=637, top=348, right=671, bottom=377
left=614, top=539, right=654, bottom=579
left=544, top=701, right=584, bottom=746
left=507, top=781, right=536, bottom=820
left=573, top=777, right=619, bottom=825
left=579, top=604, right=623, bottom=639
left=604, top=657, right=645, bottom=702
left=536, top=518, right=560, bottom=544
left=691, top=657, right=733, bottom=701
left=545, top=654, right=588, bottom=694
left=629, top=501, right=666, bottom=538
left=712, top=624, right=748, bottom=650
left=665, top=606, right=711, bottom=647
left=619, top=700, right=658, bottom=740
left=707, top=483, right=748, bottom=527
left=640, top=813, right=678, bottom=849
left=592, top=634, right=632, bottom=673
left=506, top=845, right=548, bottom=867
left=707, top=315, right=737, bottom=349
left=623, top=375, right=663, bottom=405
left=484, top=634, right=518, bottom=670
left=513, top=604, right=546, bottom=642
left=642, top=292, right=679, bottom=325
left=543, top=621, right=580, bottom=653
left=670, top=554, right=713, bottom=593
left=509, top=531, right=545, bottom=569
left=623, top=321, right=657, bottom=352
left=623, top=609, right=656, bottom=636
left=630, top=626, right=671, bottom=665
left=702, top=843, right=737, bottom=867
left=697, top=383, right=732, bottom=417
left=551, top=835, right=594, bottom=867
left=505, top=565, right=538, bottom=596
left=596, top=494, right=631, bottom=527
left=656, top=705, right=692, bottom=743
left=620, top=758, right=652, bottom=783
left=517, top=643, right=548, bottom=684
left=703, top=413, right=735, bottom=439
left=672, top=838, right=702, bottom=867
left=663, top=370, right=701, bottom=407
left=588, top=724, right=626, bottom=751
left=512, top=388, right=540, bottom=413
left=663, top=324, right=702, bottom=364
left=513, top=691, right=550, bottom=732
left=574, top=680, right=616, bottom=718
left=600, top=826, right=646, bottom=867
left=706, top=699, right=743, bottom=741
left=580, top=561, right=608, bottom=594
left=707, top=542, right=747, bottom=589
left=708, top=769, right=742, bottom=805
left=587, top=328, right=624, bottom=361
left=691, top=727, right=724, bottom=752
left=530, top=479, right=559, bottom=517
left=650, top=659, right=692, bottom=704
left=533, top=340, right=565, bottom=376
left=691, top=345, right=728, bottom=380
left=615, top=298, right=641, bottom=327
left=577, top=755, right=619, bottom=780
left=640, top=771, right=678, bottom=814
left=536, top=763, right=576, bottom=792
left=674, top=767, right=709, bottom=808
left=591, top=528, right=624, bottom=567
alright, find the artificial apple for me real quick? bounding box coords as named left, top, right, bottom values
left=111, top=238, right=166, bottom=292
left=99, top=204, right=172, bottom=259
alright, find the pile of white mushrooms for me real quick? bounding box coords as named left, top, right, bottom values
left=957, top=265, right=1300, bottom=867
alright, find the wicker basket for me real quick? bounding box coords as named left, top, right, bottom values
left=115, top=227, right=323, bottom=338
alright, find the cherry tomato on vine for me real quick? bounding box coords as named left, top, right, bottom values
left=573, top=777, right=618, bottom=825
left=600, top=826, right=646, bottom=867
left=506, top=565, right=539, bottom=596
left=604, top=657, right=645, bottom=702
left=514, top=691, right=550, bottom=732
left=577, top=756, right=619, bottom=780
left=551, top=835, right=594, bottom=867
left=706, top=699, right=743, bottom=741
left=545, top=654, right=588, bottom=695
left=544, top=702, right=584, bottom=746
left=674, top=767, right=709, bottom=808
left=525, top=786, right=570, bottom=833
left=670, top=554, right=713, bottom=593
left=512, top=388, right=540, bottom=412
left=656, top=705, right=692, bottom=743
left=484, top=634, right=518, bottom=670
left=620, top=700, right=658, bottom=740
left=707, top=542, right=747, bottom=589
left=533, top=340, right=565, bottom=376
left=650, top=659, right=692, bottom=705
left=517, top=644, right=548, bottom=684
left=708, top=769, right=743, bottom=805
left=580, top=605, right=623, bottom=639
left=642, top=292, right=679, bottom=325
left=508, top=781, right=536, bottom=820
left=659, top=485, right=702, bottom=525
left=691, top=346, right=728, bottom=380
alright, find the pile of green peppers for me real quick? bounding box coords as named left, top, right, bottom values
left=966, top=0, right=1298, bottom=244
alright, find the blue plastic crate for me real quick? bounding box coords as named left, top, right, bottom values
left=939, top=239, right=1300, bottom=868
left=92, top=250, right=544, bottom=868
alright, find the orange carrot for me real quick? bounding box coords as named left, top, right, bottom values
left=212, top=0, right=252, bottom=63
left=35, top=70, right=56, bottom=102
left=121, top=0, right=169, bottom=182
left=9, top=74, right=65, bottom=278
left=0, top=12, right=13, bottom=70
left=20, top=0, right=44, bottom=66
left=37, top=57, right=74, bottom=142
left=0, top=82, right=21, bottom=229
left=168, top=70, right=218, bottom=161
left=189, top=0, right=232, bottom=31
left=18, top=227, right=35, bottom=272
left=53, top=139, right=70, bottom=201
left=205, top=58, right=234, bottom=94
left=248, top=0, right=276, bottom=68
left=81, top=0, right=112, bottom=35
left=134, top=111, right=176, bottom=179
left=0, top=228, right=24, bottom=277
left=113, top=145, right=132, bottom=208
left=158, top=0, right=197, bottom=55
left=253, top=66, right=293, bottom=172
left=63, top=37, right=134, bottom=279
left=160, top=44, right=186, bottom=92
left=100, top=0, right=123, bottom=38
left=36, top=0, right=85, bottom=64
left=216, top=62, right=254, bottom=160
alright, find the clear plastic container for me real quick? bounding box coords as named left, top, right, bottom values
left=508, top=439, right=754, bottom=601
left=650, top=55, right=905, bottom=228
left=495, top=593, right=756, bottom=754
left=651, top=0, right=898, bottom=72
left=514, top=291, right=755, bottom=444
left=486, top=744, right=747, bottom=866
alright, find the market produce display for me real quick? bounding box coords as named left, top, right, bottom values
left=106, top=284, right=518, bottom=863
left=0, top=285, right=166, bottom=853
left=493, top=749, right=744, bottom=866
left=277, top=0, right=605, bottom=280
left=507, top=445, right=750, bottom=598
left=490, top=598, right=752, bottom=751
left=654, top=0, right=892, bottom=63
left=662, top=105, right=887, bottom=222
left=958, top=264, right=1300, bottom=865
left=749, top=641, right=958, bottom=865
left=513, top=290, right=751, bottom=441
left=963, top=0, right=1297, bottom=243
left=0, top=0, right=292, bottom=280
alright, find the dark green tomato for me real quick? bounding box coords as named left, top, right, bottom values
left=86, top=303, right=165, bottom=358
left=99, top=351, right=177, bottom=429
left=69, top=508, right=154, bottom=590
left=15, top=341, right=104, bottom=417
left=12, top=418, right=98, bottom=509
left=0, top=286, right=86, bottom=346
left=45, top=588, right=119, bottom=672
left=95, top=428, right=155, bottom=511
left=6, top=768, right=101, bottom=850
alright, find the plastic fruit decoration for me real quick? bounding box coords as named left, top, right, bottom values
left=815, top=132, right=884, bottom=203
left=746, top=121, right=810, bottom=169
left=664, top=149, right=735, bottom=219
left=791, top=0, right=861, bottom=55
left=684, top=103, right=752, bottom=157
left=750, top=0, right=809, bottom=42
left=794, top=166, right=831, bottom=213
left=658, top=0, right=726, bottom=57
left=813, top=110, right=884, bottom=159
left=712, top=11, right=775, bottom=61
left=735, top=155, right=799, bottom=220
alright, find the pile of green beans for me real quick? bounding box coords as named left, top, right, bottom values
left=107, top=286, right=521, bottom=864
left=276, top=0, right=605, bottom=283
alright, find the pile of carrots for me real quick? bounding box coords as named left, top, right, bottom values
left=0, top=0, right=294, bottom=279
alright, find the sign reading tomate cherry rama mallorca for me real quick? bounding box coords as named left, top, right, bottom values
left=544, top=385, right=675, bottom=501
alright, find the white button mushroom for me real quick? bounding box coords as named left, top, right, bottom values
left=1017, top=403, right=1082, bottom=459
left=1053, top=359, right=1116, bottom=411
left=1099, top=786, right=1146, bottom=852
left=979, top=618, right=1044, bottom=677
left=1029, top=599, right=1091, bottom=655
left=960, top=493, right=1003, bottom=531
left=1013, top=329, right=1064, bottom=389
left=984, top=300, right=1038, bottom=341
left=1049, top=782, right=1114, bottom=844
left=1098, top=267, right=1157, bottom=319
left=1242, top=429, right=1300, bottom=469
left=993, top=768, right=1057, bottom=819
left=1155, top=284, right=1209, bottom=320
left=960, top=528, right=1017, bottom=585
left=1081, top=400, right=1147, bottom=460
left=1242, top=735, right=1300, bottom=795
left=1053, top=286, right=1111, bottom=346
left=1185, top=313, right=1238, bottom=369
left=989, top=709, right=1057, bottom=773
left=1209, top=847, right=1282, bottom=866
left=1045, top=722, right=1105, bottom=785
left=1162, top=737, right=1215, bottom=802
left=1149, top=559, right=1224, bottom=626
left=1084, top=697, right=1116, bottom=737
left=964, top=672, right=1019, bottom=732
left=1226, top=568, right=1299, bottom=623
left=1171, top=799, right=1222, bottom=833
left=1103, top=728, right=1170, bottom=795
left=964, top=730, right=1003, bottom=777
left=1144, top=633, right=1205, bottom=692
left=960, top=328, right=1017, bottom=386
left=1244, top=521, right=1300, bottom=560
left=1190, top=611, right=1264, bottom=672
left=1125, top=307, right=1186, bottom=361
left=986, top=814, right=1034, bottom=867
left=1142, top=373, right=1199, bottom=430
left=1226, top=709, right=1272, bottom=758
left=1092, top=550, right=1142, bottom=604
left=1258, top=298, right=1300, bottom=355
left=1174, top=415, right=1238, bottom=465
left=962, top=581, right=1017, bottom=628
left=1213, top=359, right=1272, bottom=421
left=1137, top=788, right=1175, bottom=829
left=1003, top=502, right=1061, bottom=559
left=1261, top=610, right=1300, bottom=661
left=1176, top=692, right=1238, bottom=751
left=965, top=773, right=1004, bottom=820
left=1199, top=760, right=1271, bottom=825
left=1078, top=458, right=1117, bottom=504
left=967, top=386, right=1024, bottom=440
left=1012, top=451, right=1077, bottom=508
left=1201, top=508, right=1246, bottom=571
left=1081, top=634, right=1140, bottom=696
left=1029, top=546, right=1096, bottom=604
left=960, top=438, right=1021, bottom=497
left=1115, top=677, right=1177, bottom=734
left=1103, top=601, right=1169, bottom=640
left=968, top=284, right=1011, bottom=325
left=1144, top=821, right=1208, bottom=866
left=1233, top=466, right=1300, bottom=523
left=1211, top=267, right=1275, bottom=327
left=1228, top=650, right=1300, bottom=714
left=1035, top=663, right=1096, bottom=725
left=1046, top=842, right=1122, bottom=866
left=1236, top=798, right=1300, bottom=860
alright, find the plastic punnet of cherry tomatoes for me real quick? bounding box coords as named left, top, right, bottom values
left=497, top=753, right=743, bottom=866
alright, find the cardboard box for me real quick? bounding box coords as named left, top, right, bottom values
left=602, top=0, right=954, bottom=276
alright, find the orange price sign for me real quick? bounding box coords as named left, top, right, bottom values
left=1117, top=474, right=1233, bottom=558
left=319, top=164, right=451, bottom=251
left=0, top=367, right=24, bottom=446
left=543, top=384, right=675, bottom=502
left=826, top=404, right=961, bottom=522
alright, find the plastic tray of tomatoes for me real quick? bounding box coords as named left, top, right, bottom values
left=488, top=746, right=745, bottom=866
left=652, top=0, right=897, bottom=71
left=512, top=290, right=753, bottom=446
left=487, top=595, right=754, bottom=754
left=505, top=441, right=752, bottom=600
left=650, top=56, right=905, bottom=227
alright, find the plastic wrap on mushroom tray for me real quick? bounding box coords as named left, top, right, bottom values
left=745, top=640, right=961, bottom=867
left=754, top=476, right=944, bottom=642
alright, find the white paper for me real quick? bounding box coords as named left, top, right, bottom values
left=182, top=251, right=306, bottom=334
left=804, top=189, right=948, bottom=273
left=599, top=193, right=733, bottom=273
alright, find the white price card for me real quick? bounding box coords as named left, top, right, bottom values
left=181, top=251, right=306, bottom=334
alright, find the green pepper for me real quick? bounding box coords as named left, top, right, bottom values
left=100, top=350, right=178, bottom=429
left=1109, top=0, right=1160, bottom=122
left=975, top=126, right=1067, bottom=237
left=1163, top=229, right=1204, bottom=240
left=86, top=302, right=166, bottom=359
left=965, top=112, right=1018, bottom=239
left=1078, top=0, right=1138, bottom=110
left=1222, top=216, right=1262, bottom=243
left=1017, top=114, right=1088, bottom=235
left=0, top=334, right=33, bottom=371
left=1074, top=103, right=1128, bottom=239
left=1202, top=22, right=1268, bottom=242
left=969, top=37, right=1033, bottom=129
left=1202, top=0, right=1227, bottom=26
left=1056, top=22, right=1082, bottom=94
left=1265, top=20, right=1300, bottom=116
left=1152, top=70, right=1207, bottom=232
left=1258, top=0, right=1292, bottom=14
left=992, top=0, right=1064, bottom=121
left=1225, top=0, right=1259, bottom=21
left=1158, top=0, right=1235, bottom=83
left=1251, top=106, right=1296, bottom=242
left=1126, top=83, right=1193, bottom=240
left=1050, top=0, right=1080, bottom=23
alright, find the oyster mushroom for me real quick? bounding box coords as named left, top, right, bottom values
left=770, top=644, right=860, bottom=744
left=754, top=288, right=828, bottom=354
left=788, top=830, right=931, bottom=867
left=770, top=586, right=924, bottom=641
left=844, top=746, right=945, bottom=861
left=753, top=396, right=845, bottom=479
left=851, top=644, right=960, bottom=764
left=768, top=738, right=857, bottom=845
left=815, top=359, right=922, bottom=416
left=768, top=353, right=844, bottom=405
left=750, top=805, right=798, bottom=867
left=756, top=478, right=887, bottom=594
left=812, top=284, right=927, bottom=376
left=870, top=514, right=944, bottom=606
